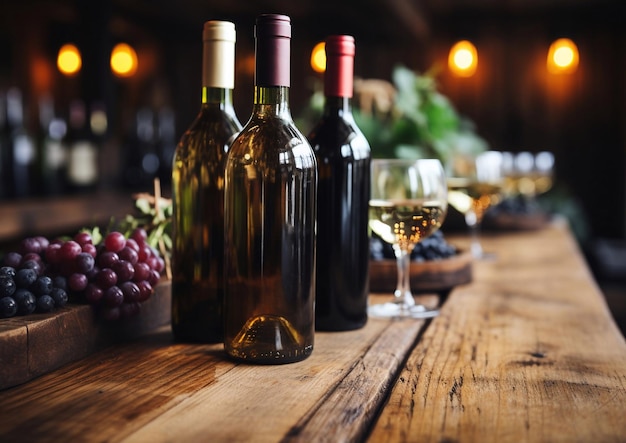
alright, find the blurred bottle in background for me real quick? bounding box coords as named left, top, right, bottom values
left=3, top=87, right=37, bottom=199
left=36, top=94, right=68, bottom=196
left=65, top=99, right=99, bottom=193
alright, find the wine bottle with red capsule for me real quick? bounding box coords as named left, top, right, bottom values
left=307, top=35, right=371, bottom=331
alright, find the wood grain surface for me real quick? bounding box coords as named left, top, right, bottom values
left=368, top=219, right=626, bottom=442
left=1, top=220, right=624, bottom=443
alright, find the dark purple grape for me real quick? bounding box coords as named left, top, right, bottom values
left=104, top=232, right=126, bottom=253
left=31, top=276, right=53, bottom=296
left=120, top=301, right=140, bottom=318
left=73, top=231, right=92, bottom=246
left=0, top=296, right=18, bottom=318
left=82, top=243, right=97, bottom=258
left=0, top=266, right=16, bottom=278
left=0, top=275, right=16, bottom=298
left=20, top=259, right=43, bottom=275
left=15, top=268, right=37, bottom=288
left=130, top=228, right=148, bottom=246
left=100, top=306, right=121, bottom=321
left=20, top=237, right=42, bottom=254
left=97, top=251, right=119, bottom=269
left=137, top=245, right=151, bottom=263
left=136, top=280, right=153, bottom=302
left=125, top=238, right=140, bottom=252
left=52, top=275, right=67, bottom=291
left=34, top=236, right=50, bottom=250
left=103, top=285, right=124, bottom=307
left=96, top=268, right=118, bottom=289
left=147, top=269, right=160, bottom=286
left=120, top=281, right=141, bottom=303
left=68, top=273, right=88, bottom=292
left=112, top=260, right=134, bottom=283
left=86, top=266, right=100, bottom=281
left=132, top=262, right=150, bottom=283
left=75, top=252, right=95, bottom=274
left=36, top=294, right=55, bottom=312
left=45, top=244, right=62, bottom=264
left=118, top=246, right=139, bottom=265
left=84, top=284, right=103, bottom=304
left=21, top=252, right=43, bottom=265
left=14, top=289, right=36, bottom=315
left=3, top=252, right=22, bottom=268
left=51, top=287, right=68, bottom=307
left=60, top=241, right=82, bottom=261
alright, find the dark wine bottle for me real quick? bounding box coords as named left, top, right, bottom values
left=5, top=87, right=36, bottom=199
left=65, top=99, right=99, bottom=193
left=171, top=20, right=242, bottom=343
left=224, top=14, right=317, bottom=364
left=307, top=35, right=371, bottom=331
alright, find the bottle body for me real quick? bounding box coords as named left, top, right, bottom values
left=308, top=35, right=371, bottom=331
left=224, top=86, right=317, bottom=363
left=66, top=99, right=99, bottom=193
left=308, top=97, right=370, bottom=331
left=171, top=20, right=241, bottom=343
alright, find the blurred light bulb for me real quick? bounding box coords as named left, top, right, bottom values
left=310, top=42, right=326, bottom=73
left=111, top=43, right=138, bottom=77
left=547, top=38, right=579, bottom=74
left=449, top=40, right=477, bottom=77
left=57, top=44, right=82, bottom=76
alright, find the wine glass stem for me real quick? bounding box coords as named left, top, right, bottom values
left=394, top=250, right=415, bottom=307
left=465, top=210, right=483, bottom=258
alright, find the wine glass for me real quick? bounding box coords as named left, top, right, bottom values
left=446, top=151, right=504, bottom=259
left=513, top=151, right=555, bottom=199
left=368, top=159, right=448, bottom=319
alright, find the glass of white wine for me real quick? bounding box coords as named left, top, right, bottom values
left=368, top=159, right=448, bottom=319
left=512, top=151, right=555, bottom=198
left=447, top=151, right=504, bottom=259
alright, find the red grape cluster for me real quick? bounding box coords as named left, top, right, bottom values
left=1, top=229, right=164, bottom=320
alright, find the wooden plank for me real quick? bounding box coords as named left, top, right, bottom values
left=0, top=281, right=171, bottom=390
left=367, top=220, right=626, bottom=442
left=0, top=314, right=429, bottom=443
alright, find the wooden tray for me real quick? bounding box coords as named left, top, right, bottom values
left=0, top=280, right=172, bottom=391
left=483, top=212, right=551, bottom=231
left=369, top=250, right=472, bottom=296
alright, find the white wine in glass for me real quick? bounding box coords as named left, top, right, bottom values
left=447, top=151, right=504, bottom=259
left=368, top=159, right=448, bottom=319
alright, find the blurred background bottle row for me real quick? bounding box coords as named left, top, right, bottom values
left=0, top=87, right=176, bottom=199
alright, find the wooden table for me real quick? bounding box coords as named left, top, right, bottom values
left=1, top=220, right=625, bottom=442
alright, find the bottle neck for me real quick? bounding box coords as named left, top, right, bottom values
left=323, top=96, right=352, bottom=118
left=253, top=85, right=291, bottom=117
left=203, top=86, right=234, bottom=109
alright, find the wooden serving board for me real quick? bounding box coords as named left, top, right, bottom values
left=0, top=280, right=172, bottom=390
left=369, top=250, right=473, bottom=296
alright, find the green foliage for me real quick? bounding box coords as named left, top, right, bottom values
left=352, top=65, right=489, bottom=163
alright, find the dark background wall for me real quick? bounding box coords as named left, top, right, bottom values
left=1, top=0, right=625, bottom=243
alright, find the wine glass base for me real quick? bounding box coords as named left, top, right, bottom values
left=368, top=302, right=439, bottom=319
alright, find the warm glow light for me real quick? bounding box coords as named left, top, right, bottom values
left=310, top=42, right=326, bottom=73
left=110, top=43, right=138, bottom=77
left=448, top=40, right=477, bottom=77
left=57, top=44, right=82, bottom=76
left=547, top=38, right=579, bottom=74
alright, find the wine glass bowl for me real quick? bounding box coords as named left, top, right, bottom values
left=368, top=158, right=448, bottom=319
left=446, top=151, right=504, bottom=259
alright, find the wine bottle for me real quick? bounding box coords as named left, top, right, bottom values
left=224, top=14, right=317, bottom=364
left=65, top=99, right=99, bottom=192
left=5, top=87, right=36, bottom=199
left=171, top=20, right=242, bottom=343
left=36, top=94, right=68, bottom=196
left=307, top=35, right=371, bottom=331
